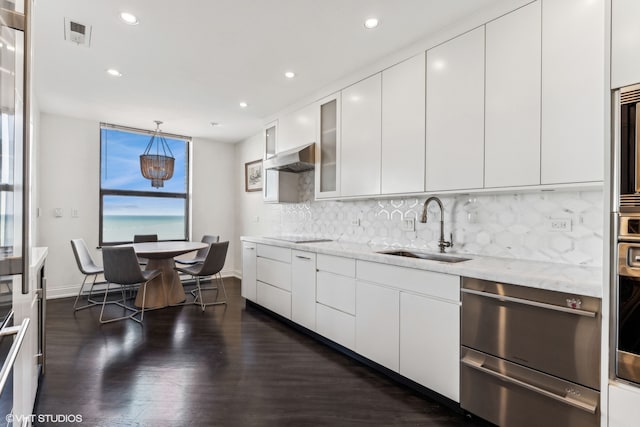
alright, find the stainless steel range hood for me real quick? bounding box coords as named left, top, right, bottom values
left=262, top=143, right=315, bottom=173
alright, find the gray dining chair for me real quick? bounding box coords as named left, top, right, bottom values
left=70, top=238, right=104, bottom=311
left=175, top=235, right=220, bottom=266
left=101, top=246, right=162, bottom=324
left=174, top=241, right=229, bottom=311
left=133, top=234, right=158, bottom=243
left=133, top=234, right=158, bottom=265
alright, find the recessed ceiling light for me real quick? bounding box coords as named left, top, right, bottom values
left=120, top=12, right=139, bottom=25
left=364, top=18, right=379, bottom=29
left=284, top=71, right=296, bottom=79
left=106, top=68, right=122, bottom=77
left=239, top=102, right=248, bottom=108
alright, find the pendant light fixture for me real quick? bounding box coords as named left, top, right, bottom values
left=139, top=120, right=175, bottom=188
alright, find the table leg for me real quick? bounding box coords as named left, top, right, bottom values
left=134, top=258, right=186, bottom=308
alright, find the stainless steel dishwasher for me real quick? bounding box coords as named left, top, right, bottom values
left=460, top=277, right=601, bottom=427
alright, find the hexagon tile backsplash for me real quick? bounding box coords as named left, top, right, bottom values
left=272, top=172, right=604, bottom=267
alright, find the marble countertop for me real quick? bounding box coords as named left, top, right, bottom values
left=241, top=236, right=603, bottom=298
left=31, top=247, right=48, bottom=271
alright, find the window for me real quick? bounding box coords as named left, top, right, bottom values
left=99, top=123, right=190, bottom=245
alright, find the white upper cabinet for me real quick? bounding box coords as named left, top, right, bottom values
left=541, top=0, right=604, bottom=184
left=426, top=27, right=485, bottom=191
left=381, top=53, right=426, bottom=194
left=485, top=2, right=541, bottom=188
left=277, top=103, right=317, bottom=153
left=315, top=93, right=341, bottom=199
left=264, top=121, right=277, bottom=159
left=341, top=74, right=382, bottom=197
left=612, top=0, right=640, bottom=89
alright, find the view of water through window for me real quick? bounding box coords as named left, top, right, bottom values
left=100, top=126, right=189, bottom=244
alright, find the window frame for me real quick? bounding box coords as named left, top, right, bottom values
left=98, top=123, right=191, bottom=246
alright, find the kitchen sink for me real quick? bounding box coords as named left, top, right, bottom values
left=377, top=250, right=470, bottom=263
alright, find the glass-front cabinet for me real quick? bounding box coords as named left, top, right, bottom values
left=315, top=93, right=341, bottom=199
left=264, top=120, right=277, bottom=159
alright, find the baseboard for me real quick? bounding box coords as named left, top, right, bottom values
left=46, top=269, right=240, bottom=300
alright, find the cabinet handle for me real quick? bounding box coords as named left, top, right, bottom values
left=461, top=357, right=597, bottom=414
left=461, top=288, right=597, bottom=318
left=296, top=255, right=311, bottom=260
left=0, top=318, right=30, bottom=395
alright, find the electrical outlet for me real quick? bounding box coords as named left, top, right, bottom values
left=547, top=218, right=572, bottom=232
left=401, top=218, right=415, bottom=232
left=351, top=218, right=360, bottom=226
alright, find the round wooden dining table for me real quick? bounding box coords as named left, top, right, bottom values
left=127, top=241, right=208, bottom=308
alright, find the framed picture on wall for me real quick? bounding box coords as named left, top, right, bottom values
left=245, top=159, right=263, bottom=192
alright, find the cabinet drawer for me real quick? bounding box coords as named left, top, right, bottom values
left=357, top=260, right=460, bottom=302
left=257, top=281, right=291, bottom=319
left=317, top=254, right=355, bottom=277
left=317, top=271, right=356, bottom=315
left=316, top=303, right=355, bottom=349
left=257, top=244, right=291, bottom=263
left=256, top=257, right=291, bottom=292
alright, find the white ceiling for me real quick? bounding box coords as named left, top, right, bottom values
left=33, top=0, right=504, bottom=143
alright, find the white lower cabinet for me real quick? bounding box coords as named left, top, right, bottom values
left=356, top=281, right=399, bottom=371
left=241, top=242, right=257, bottom=302
left=256, top=281, right=291, bottom=319
left=255, top=244, right=292, bottom=319
left=400, top=292, right=460, bottom=402
left=246, top=242, right=462, bottom=403
left=316, top=303, right=355, bottom=349
left=609, top=382, right=640, bottom=427
left=357, top=260, right=461, bottom=402
left=291, top=250, right=316, bottom=330
left=316, top=254, right=356, bottom=349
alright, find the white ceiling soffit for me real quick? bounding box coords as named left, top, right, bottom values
left=34, top=0, right=505, bottom=143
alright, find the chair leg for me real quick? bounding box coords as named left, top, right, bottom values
left=99, top=282, right=139, bottom=324
left=196, top=277, right=205, bottom=312
left=215, top=273, right=227, bottom=302
left=196, top=274, right=227, bottom=311
left=139, top=282, right=148, bottom=323
left=75, top=274, right=106, bottom=311
left=73, top=275, right=90, bottom=311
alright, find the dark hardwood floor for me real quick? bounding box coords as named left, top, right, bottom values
left=35, top=278, right=484, bottom=426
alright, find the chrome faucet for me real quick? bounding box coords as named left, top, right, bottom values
left=419, top=196, right=452, bottom=253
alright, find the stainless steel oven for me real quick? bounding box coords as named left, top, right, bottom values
left=460, top=278, right=601, bottom=427
left=614, top=83, right=640, bottom=383
left=616, top=239, right=640, bottom=383
left=618, top=84, right=640, bottom=211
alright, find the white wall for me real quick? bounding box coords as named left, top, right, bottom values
left=190, top=136, right=236, bottom=267
left=37, top=114, right=100, bottom=298
left=37, top=113, right=236, bottom=298
left=233, top=132, right=282, bottom=275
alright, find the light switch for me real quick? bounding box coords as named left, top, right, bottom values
left=401, top=218, right=415, bottom=232
left=71, top=208, right=79, bottom=218
left=54, top=208, right=63, bottom=218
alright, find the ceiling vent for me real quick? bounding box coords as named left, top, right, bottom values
left=64, top=17, right=92, bottom=47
